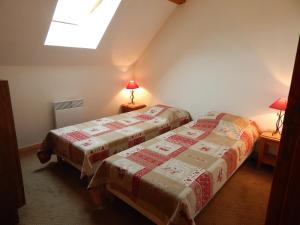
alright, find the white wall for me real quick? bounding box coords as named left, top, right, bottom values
left=0, top=66, right=131, bottom=147
left=134, top=0, right=300, bottom=130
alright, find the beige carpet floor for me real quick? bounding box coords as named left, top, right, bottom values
left=19, top=152, right=273, bottom=225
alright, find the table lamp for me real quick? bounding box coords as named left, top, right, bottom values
left=269, top=97, right=287, bottom=135
left=126, top=80, right=139, bottom=104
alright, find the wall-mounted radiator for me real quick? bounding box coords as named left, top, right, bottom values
left=53, top=99, right=84, bottom=128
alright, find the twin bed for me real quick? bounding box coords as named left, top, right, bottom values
left=38, top=105, right=191, bottom=177
left=38, top=106, right=260, bottom=225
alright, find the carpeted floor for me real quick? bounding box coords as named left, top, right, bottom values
left=19, top=152, right=273, bottom=225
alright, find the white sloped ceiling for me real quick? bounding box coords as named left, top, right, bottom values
left=0, top=0, right=176, bottom=66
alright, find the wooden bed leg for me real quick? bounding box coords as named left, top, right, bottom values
left=87, top=176, right=92, bottom=185
left=107, top=191, right=116, bottom=203
left=82, top=176, right=93, bottom=186
left=57, top=155, right=63, bottom=163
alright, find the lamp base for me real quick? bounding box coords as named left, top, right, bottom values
left=272, top=130, right=281, bottom=136
left=273, top=110, right=284, bottom=135
left=129, top=90, right=135, bottom=105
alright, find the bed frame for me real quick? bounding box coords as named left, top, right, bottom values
left=104, top=146, right=257, bottom=225
left=107, top=185, right=165, bottom=225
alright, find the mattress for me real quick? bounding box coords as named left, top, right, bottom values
left=37, top=105, right=191, bottom=178
left=88, top=112, right=260, bottom=225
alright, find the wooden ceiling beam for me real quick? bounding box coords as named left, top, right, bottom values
left=168, top=0, right=186, bottom=5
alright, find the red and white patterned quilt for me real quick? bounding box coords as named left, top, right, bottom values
left=89, top=112, right=260, bottom=225
left=37, top=105, right=191, bottom=178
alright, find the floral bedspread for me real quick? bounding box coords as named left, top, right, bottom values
left=37, top=105, right=191, bottom=178
left=88, top=112, right=260, bottom=225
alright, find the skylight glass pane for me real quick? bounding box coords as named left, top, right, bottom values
left=44, top=0, right=121, bottom=49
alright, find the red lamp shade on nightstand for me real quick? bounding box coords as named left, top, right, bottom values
left=126, top=80, right=139, bottom=90
left=126, top=80, right=139, bottom=104
left=269, top=97, right=288, bottom=135
left=269, top=98, right=287, bottom=111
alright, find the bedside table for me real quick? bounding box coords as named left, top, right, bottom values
left=121, top=103, right=146, bottom=113
left=257, top=131, right=281, bottom=168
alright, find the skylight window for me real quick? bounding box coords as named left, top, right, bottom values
left=44, top=0, right=121, bottom=49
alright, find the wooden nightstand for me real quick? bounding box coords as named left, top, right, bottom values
left=120, top=103, right=146, bottom=113
left=257, top=131, right=281, bottom=168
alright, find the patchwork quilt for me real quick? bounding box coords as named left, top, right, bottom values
left=37, top=105, right=191, bottom=177
left=88, top=112, right=260, bottom=225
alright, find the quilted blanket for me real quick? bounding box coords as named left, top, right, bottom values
left=37, top=105, right=191, bottom=177
left=88, top=112, right=260, bottom=225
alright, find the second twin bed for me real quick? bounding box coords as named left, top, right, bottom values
left=89, top=111, right=260, bottom=225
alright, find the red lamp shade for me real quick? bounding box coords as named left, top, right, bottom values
left=126, top=80, right=139, bottom=89
left=269, top=97, right=288, bottom=111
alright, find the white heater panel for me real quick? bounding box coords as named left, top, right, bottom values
left=53, top=99, right=84, bottom=128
